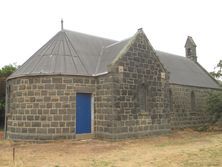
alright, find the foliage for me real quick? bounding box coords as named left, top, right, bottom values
left=0, top=64, right=18, bottom=113
left=0, top=99, right=5, bottom=111
left=210, top=60, right=222, bottom=81
left=0, top=64, right=18, bottom=77
left=208, top=60, right=222, bottom=123
left=207, top=92, right=222, bottom=123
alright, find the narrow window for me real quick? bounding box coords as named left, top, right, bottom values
left=169, top=89, right=173, bottom=112
left=187, top=48, right=192, bottom=56
left=139, top=84, right=146, bottom=112
left=191, top=91, right=195, bottom=111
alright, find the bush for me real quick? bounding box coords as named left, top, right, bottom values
left=0, top=99, right=5, bottom=111
left=208, top=92, right=222, bottom=123
left=210, top=60, right=222, bottom=80
left=0, top=64, right=17, bottom=77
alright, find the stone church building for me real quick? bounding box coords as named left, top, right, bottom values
left=4, top=27, right=221, bottom=141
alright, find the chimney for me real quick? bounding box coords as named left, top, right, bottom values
left=185, top=36, right=197, bottom=62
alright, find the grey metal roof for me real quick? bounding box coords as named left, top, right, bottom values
left=156, top=51, right=220, bottom=89
left=95, top=38, right=132, bottom=74
left=9, top=30, right=116, bottom=79
left=8, top=29, right=220, bottom=89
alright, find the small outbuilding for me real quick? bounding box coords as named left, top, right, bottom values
left=4, top=26, right=221, bottom=141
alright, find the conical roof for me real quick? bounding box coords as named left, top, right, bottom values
left=9, top=30, right=116, bottom=79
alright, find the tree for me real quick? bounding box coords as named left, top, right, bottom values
left=208, top=60, right=222, bottom=123
left=0, top=64, right=18, bottom=77
left=208, top=92, right=222, bottom=123
left=0, top=64, right=18, bottom=127
left=210, top=60, right=222, bottom=82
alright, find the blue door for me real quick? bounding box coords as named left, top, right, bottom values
left=76, top=93, right=91, bottom=134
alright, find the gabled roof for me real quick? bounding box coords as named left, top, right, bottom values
left=9, top=29, right=220, bottom=89
left=185, top=36, right=197, bottom=47
left=156, top=51, right=219, bottom=88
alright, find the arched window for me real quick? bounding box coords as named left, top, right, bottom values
left=138, top=84, right=147, bottom=112
left=169, top=89, right=173, bottom=112
left=191, top=91, right=196, bottom=111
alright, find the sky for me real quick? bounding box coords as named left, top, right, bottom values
left=0, top=0, right=221, bottom=72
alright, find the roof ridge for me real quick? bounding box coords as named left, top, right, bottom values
left=63, top=31, right=89, bottom=74
left=157, top=51, right=220, bottom=89
left=63, top=29, right=117, bottom=43
left=104, top=37, right=132, bottom=48
left=63, top=31, right=78, bottom=73
left=156, top=50, right=187, bottom=59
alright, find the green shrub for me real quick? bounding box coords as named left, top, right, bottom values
left=0, top=99, right=5, bottom=111
left=207, top=92, right=222, bottom=123
left=210, top=60, right=222, bottom=80
left=0, top=64, right=17, bottom=77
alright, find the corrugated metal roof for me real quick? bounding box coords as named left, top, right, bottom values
left=8, top=29, right=220, bottom=89
left=95, top=38, right=132, bottom=74
left=156, top=51, right=220, bottom=89
left=9, top=30, right=116, bottom=79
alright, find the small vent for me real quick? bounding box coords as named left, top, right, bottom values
left=161, top=72, right=165, bottom=79
left=118, top=66, right=124, bottom=73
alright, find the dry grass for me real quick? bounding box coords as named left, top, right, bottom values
left=0, top=129, right=222, bottom=167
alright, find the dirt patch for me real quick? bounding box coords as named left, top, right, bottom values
left=0, top=129, right=222, bottom=167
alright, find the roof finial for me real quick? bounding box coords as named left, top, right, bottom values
left=61, top=19, right=64, bottom=30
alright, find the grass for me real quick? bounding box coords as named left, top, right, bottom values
left=0, top=129, right=221, bottom=167
left=182, top=147, right=222, bottom=167
left=91, top=159, right=113, bottom=167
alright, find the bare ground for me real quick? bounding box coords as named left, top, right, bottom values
left=0, top=129, right=222, bottom=167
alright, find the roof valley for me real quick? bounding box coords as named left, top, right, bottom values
left=94, top=46, right=105, bottom=75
